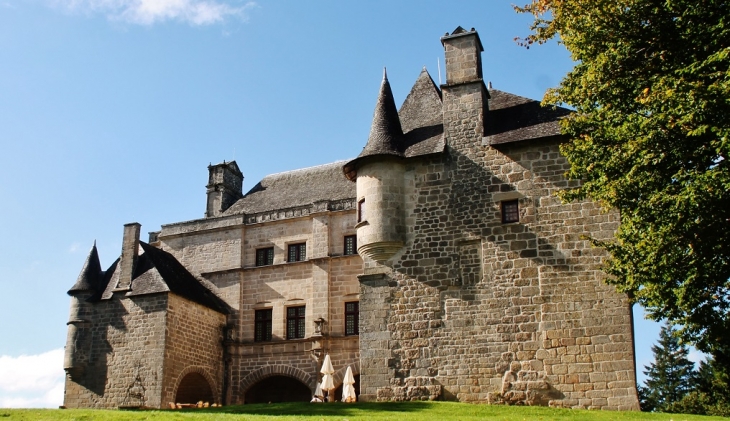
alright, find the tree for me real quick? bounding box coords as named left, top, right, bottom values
left=515, top=0, right=730, bottom=365
left=641, top=324, right=696, bottom=412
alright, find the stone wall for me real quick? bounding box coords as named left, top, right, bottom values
left=161, top=293, right=227, bottom=406
left=358, top=137, right=638, bottom=409
left=63, top=294, right=168, bottom=409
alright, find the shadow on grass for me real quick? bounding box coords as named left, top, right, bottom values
left=173, top=401, right=435, bottom=416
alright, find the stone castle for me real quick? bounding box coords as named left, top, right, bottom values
left=63, top=27, right=640, bottom=410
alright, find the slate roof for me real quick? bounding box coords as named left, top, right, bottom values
left=356, top=69, right=405, bottom=160
left=484, top=89, right=571, bottom=145
left=223, top=161, right=356, bottom=215
left=68, top=243, right=103, bottom=294
left=344, top=68, right=446, bottom=180
left=96, top=242, right=229, bottom=314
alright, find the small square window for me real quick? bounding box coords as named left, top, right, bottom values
left=345, top=301, right=359, bottom=336
left=286, top=306, right=306, bottom=339
left=287, top=243, right=306, bottom=262
left=254, top=309, right=272, bottom=342
left=358, top=199, right=366, bottom=223
left=256, top=247, right=274, bottom=266
left=344, top=235, right=357, bottom=255
left=501, top=200, right=519, bottom=223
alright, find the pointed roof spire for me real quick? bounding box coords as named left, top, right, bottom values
left=359, top=67, right=405, bottom=159
left=343, top=68, right=406, bottom=181
left=68, top=242, right=102, bottom=295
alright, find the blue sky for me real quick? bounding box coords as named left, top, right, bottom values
left=0, top=0, right=670, bottom=408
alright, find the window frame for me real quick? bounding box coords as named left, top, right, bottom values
left=254, top=309, right=272, bottom=342
left=287, top=243, right=306, bottom=263
left=255, top=247, right=274, bottom=266
left=345, top=301, right=359, bottom=336
left=286, top=305, right=306, bottom=339
left=344, top=235, right=357, bottom=256
left=501, top=199, right=519, bottom=224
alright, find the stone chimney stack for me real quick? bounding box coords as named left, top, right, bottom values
left=115, top=222, right=140, bottom=292
left=440, top=27, right=488, bottom=146
left=206, top=161, right=243, bottom=218
left=441, top=26, right=484, bottom=85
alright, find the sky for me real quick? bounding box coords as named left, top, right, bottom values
left=0, top=0, right=678, bottom=408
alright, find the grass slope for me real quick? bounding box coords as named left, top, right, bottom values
left=1, top=402, right=726, bottom=421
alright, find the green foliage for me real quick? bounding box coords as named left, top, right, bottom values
left=640, top=324, right=695, bottom=412
left=515, top=0, right=730, bottom=362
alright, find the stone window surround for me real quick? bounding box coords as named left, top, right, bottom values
left=254, top=308, right=272, bottom=342
left=345, top=301, right=359, bottom=336
left=255, top=247, right=274, bottom=266
left=501, top=199, right=519, bottom=224
left=286, top=305, right=306, bottom=340
left=344, top=235, right=357, bottom=256
left=287, top=242, right=307, bottom=262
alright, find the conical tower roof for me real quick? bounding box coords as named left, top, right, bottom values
left=68, top=242, right=102, bottom=295
left=344, top=69, right=405, bottom=180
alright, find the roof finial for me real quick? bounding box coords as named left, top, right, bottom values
left=488, top=81, right=493, bottom=89
left=383, top=67, right=388, bottom=81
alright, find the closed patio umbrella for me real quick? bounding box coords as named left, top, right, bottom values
left=320, top=354, right=335, bottom=401
left=341, top=365, right=356, bottom=403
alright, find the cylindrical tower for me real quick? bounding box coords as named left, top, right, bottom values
left=355, top=158, right=405, bottom=261
left=64, top=243, right=101, bottom=378
left=344, top=69, right=406, bottom=263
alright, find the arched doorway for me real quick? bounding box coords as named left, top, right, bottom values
left=175, top=372, right=214, bottom=404
left=245, top=375, right=311, bottom=403
left=332, top=374, right=360, bottom=402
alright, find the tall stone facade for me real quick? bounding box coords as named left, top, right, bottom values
left=63, top=27, right=640, bottom=410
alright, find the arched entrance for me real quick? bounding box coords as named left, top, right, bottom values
left=245, top=375, right=311, bottom=403
left=175, top=372, right=214, bottom=404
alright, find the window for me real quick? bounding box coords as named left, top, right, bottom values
left=286, top=306, right=306, bottom=339
left=287, top=243, right=306, bottom=262
left=357, top=199, right=365, bottom=222
left=345, top=301, right=359, bottom=336
left=256, top=247, right=274, bottom=266
left=501, top=200, right=519, bottom=223
left=254, top=309, right=272, bottom=342
left=344, top=235, right=357, bottom=255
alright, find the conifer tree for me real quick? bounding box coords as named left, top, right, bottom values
left=642, top=324, right=696, bottom=412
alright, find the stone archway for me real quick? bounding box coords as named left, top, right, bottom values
left=240, top=365, right=315, bottom=404
left=172, top=367, right=218, bottom=405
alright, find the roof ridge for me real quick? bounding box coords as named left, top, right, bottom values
left=263, top=160, right=351, bottom=179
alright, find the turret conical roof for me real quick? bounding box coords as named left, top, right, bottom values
left=68, top=242, right=102, bottom=295
left=343, top=69, right=405, bottom=180
left=359, top=69, right=405, bottom=159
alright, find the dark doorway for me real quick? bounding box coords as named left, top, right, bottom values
left=332, top=374, right=360, bottom=402
left=245, top=375, right=311, bottom=403
left=175, top=372, right=214, bottom=404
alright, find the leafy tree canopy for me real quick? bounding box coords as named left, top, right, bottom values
left=516, top=0, right=730, bottom=360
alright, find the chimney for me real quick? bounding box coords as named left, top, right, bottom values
left=441, top=26, right=484, bottom=86
left=206, top=161, right=244, bottom=218
left=114, top=222, right=140, bottom=292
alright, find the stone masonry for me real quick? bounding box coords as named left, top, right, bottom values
left=64, top=26, right=639, bottom=410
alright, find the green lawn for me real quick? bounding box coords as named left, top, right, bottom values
left=1, top=402, right=726, bottom=421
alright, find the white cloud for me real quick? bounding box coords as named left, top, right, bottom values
left=52, top=0, right=257, bottom=26
left=0, top=349, right=65, bottom=408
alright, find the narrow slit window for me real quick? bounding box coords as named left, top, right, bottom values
left=358, top=199, right=366, bottom=222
